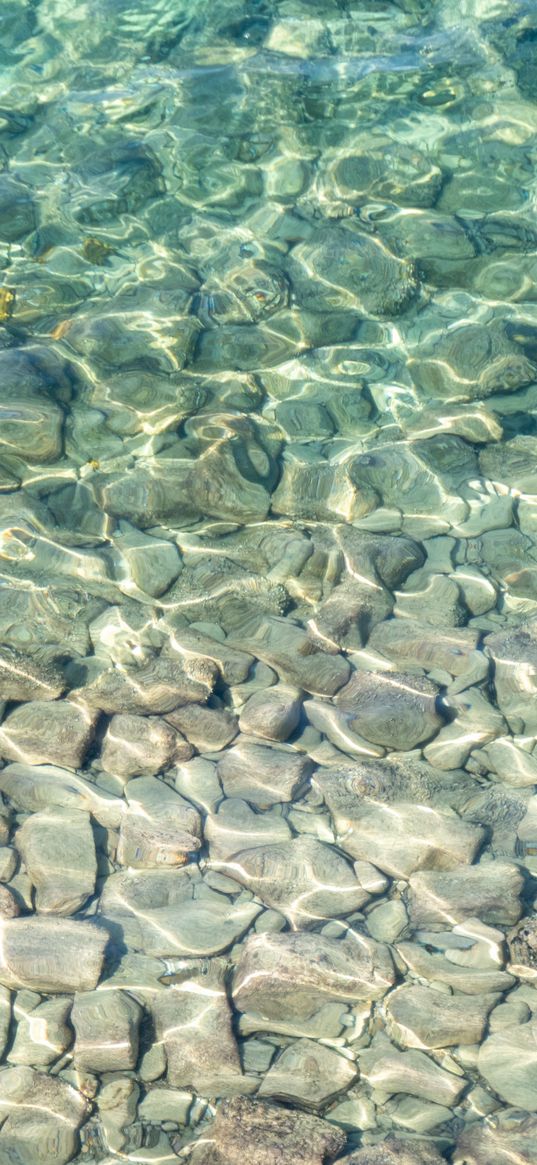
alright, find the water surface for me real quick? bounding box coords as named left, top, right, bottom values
left=1, top=1, right=537, bottom=1162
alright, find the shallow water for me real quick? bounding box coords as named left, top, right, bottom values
left=1, top=0, right=537, bottom=1161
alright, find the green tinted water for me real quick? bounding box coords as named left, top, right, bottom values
left=1, top=1, right=537, bottom=1161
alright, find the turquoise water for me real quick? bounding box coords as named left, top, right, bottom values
left=1, top=0, right=537, bottom=1161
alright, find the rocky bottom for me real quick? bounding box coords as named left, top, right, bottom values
left=2, top=0, right=537, bottom=1161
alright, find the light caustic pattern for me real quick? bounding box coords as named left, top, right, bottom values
left=1, top=0, right=537, bottom=1162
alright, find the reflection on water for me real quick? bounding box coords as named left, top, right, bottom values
left=1, top=0, right=537, bottom=1160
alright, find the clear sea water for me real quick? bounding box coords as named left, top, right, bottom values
left=1, top=1, right=537, bottom=1162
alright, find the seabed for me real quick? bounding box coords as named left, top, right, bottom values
left=0, top=1, right=537, bottom=1162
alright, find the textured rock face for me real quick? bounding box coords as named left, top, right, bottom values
left=220, top=837, right=371, bottom=925
left=100, top=713, right=182, bottom=778
left=15, top=807, right=97, bottom=914
left=117, top=776, right=201, bottom=867
left=217, top=739, right=312, bottom=805
left=72, top=988, right=142, bottom=1072
left=346, top=1140, right=445, bottom=1165
left=334, top=670, right=445, bottom=750
left=152, top=960, right=246, bottom=1097
left=0, top=1067, right=87, bottom=1165
left=0, top=700, right=98, bottom=768
left=233, top=931, right=394, bottom=1025
left=407, top=863, right=524, bottom=927
left=385, top=984, right=497, bottom=1048
left=188, top=1096, right=346, bottom=1165
left=0, top=918, right=107, bottom=993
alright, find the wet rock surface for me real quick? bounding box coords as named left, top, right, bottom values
left=15, top=807, right=97, bottom=915
left=453, top=1113, right=537, bottom=1165
left=346, top=1140, right=445, bottom=1165
left=71, top=987, right=142, bottom=1073
left=152, top=959, right=247, bottom=1098
left=187, top=1096, right=345, bottom=1165
left=0, top=918, right=107, bottom=993
left=0, top=1067, right=87, bottom=1165
left=219, top=836, right=371, bottom=925
left=0, top=700, right=98, bottom=768
left=385, top=983, right=497, bottom=1048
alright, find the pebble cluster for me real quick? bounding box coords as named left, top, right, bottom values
left=1, top=0, right=537, bottom=1162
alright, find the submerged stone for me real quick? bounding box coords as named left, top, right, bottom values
left=233, top=931, right=394, bottom=1032
left=96, top=445, right=270, bottom=526
left=72, top=648, right=217, bottom=715
left=368, top=618, right=483, bottom=680
left=407, top=863, right=524, bottom=928
left=114, top=524, right=182, bottom=597
left=188, top=1096, right=345, bottom=1165
left=0, top=175, right=36, bottom=241
left=386, top=984, right=498, bottom=1049
left=0, top=699, right=98, bottom=768
left=165, top=702, right=238, bottom=752
left=217, top=740, right=312, bottom=806
left=396, top=942, right=515, bottom=996
left=288, top=222, right=418, bottom=317
left=509, top=915, right=537, bottom=971
left=0, top=647, right=64, bottom=703
left=0, top=917, right=106, bottom=992
left=238, top=685, right=302, bottom=742
left=454, top=1114, right=537, bottom=1165
left=217, top=836, right=371, bottom=926
left=72, top=987, right=142, bottom=1072
left=478, top=1020, right=537, bottom=1109
left=95, top=1074, right=140, bottom=1154
left=346, top=1138, right=446, bottom=1165
left=0, top=762, right=123, bottom=828
left=0, top=395, right=64, bottom=463
left=486, top=618, right=537, bottom=734
left=258, top=1039, right=356, bottom=1110
left=0, top=1067, right=87, bottom=1165
left=359, top=1034, right=466, bottom=1105
left=101, top=713, right=185, bottom=779
left=206, top=798, right=292, bottom=861
left=233, top=616, right=350, bottom=697
left=152, top=959, right=247, bottom=1098
left=99, top=867, right=261, bottom=957
left=0, top=886, right=19, bottom=918
left=16, top=807, right=97, bottom=915
left=117, top=776, right=201, bottom=868
left=9, top=995, right=73, bottom=1068
left=314, top=767, right=483, bottom=877
left=334, top=670, right=445, bottom=750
